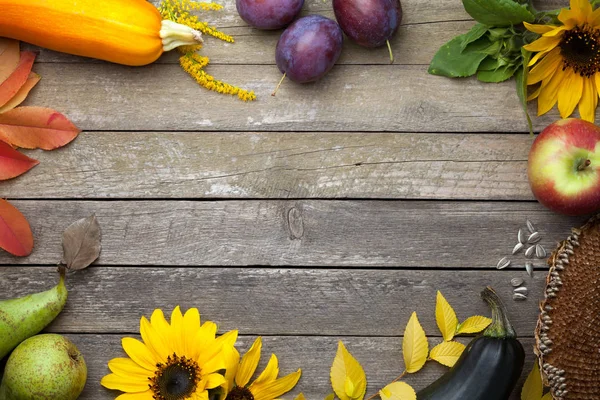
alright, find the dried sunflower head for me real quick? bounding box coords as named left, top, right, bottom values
left=535, top=215, right=600, bottom=400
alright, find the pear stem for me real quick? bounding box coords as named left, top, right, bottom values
left=386, top=40, right=394, bottom=64
left=272, top=73, right=286, bottom=97
left=578, top=159, right=592, bottom=171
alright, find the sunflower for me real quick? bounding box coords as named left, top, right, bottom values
left=524, top=0, right=600, bottom=122
left=222, top=337, right=302, bottom=400
left=101, top=306, right=238, bottom=400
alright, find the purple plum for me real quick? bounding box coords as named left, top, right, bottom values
left=333, top=0, right=402, bottom=48
left=236, top=0, right=305, bottom=30
left=275, top=15, right=343, bottom=84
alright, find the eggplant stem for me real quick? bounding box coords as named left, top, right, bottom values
left=481, top=286, right=516, bottom=339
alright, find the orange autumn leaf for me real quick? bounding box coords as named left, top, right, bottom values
left=0, top=106, right=80, bottom=150
left=0, top=140, right=39, bottom=180
left=0, top=199, right=33, bottom=256
left=0, top=38, right=20, bottom=84
left=0, top=51, right=36, bottom=108
left=0, top=72, right=41, bottom=113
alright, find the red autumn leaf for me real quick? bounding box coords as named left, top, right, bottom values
left=0, top=199, right=33, bottom=256
left=0, top=72, right=41, bottom=114
left=0, top=38, right=20, bottom=84
left=0, top=50, right=36, bottom=108
left=0, top=140, right=39, bottom=180
left=0, top=106, right=81, bottom=150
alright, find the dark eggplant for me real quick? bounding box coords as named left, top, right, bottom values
left=417, top=287, right=525, bottom=400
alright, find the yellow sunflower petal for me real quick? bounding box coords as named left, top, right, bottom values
left=542, top=26, right=568, bottom=37
left=253, top=354, right=280, bottom=386
left=236, top=337, right=263, bottom=387
left=528, top=85, right=543, bottom=101
left=528, top=50, right=552, bottom=67
left=116, top=392, right=154, bottom=400
left=195, top=389, right=210, bottom=400
left=523, top=35, right=561, bottom=53
left=140, top=316, right=170, bottom=361
left=579, top=76, right=597, bottom=122
left=150, top=308, right=172, bottom=345
left=101, top=373, right=151, bottom=392
left=218, top=331, right=240, bottom=395
left=538, top=67, right=565, bottom=115
left=108, top=357, right=153, bottom=379
left=204, top=372, right=227, bottom=389
left=528, top=48, right=562, bottom=84
left=523, top=22, right=557, bottom=34
left=170, top=306, right=185, bottom=356
left=594, top=72, right=600, bottom=95
left=250, top=369, right=302, bottom=400
left=122, top=337, right=160, bottom=371
left=197, top=321, right=218, bottom=348
left=200, top=350, right=227, bottom=375
left=183, top=308, right=201, bottom=355
left=590, top=8, right=600, bottom=26
left=558, top=70, right=583, bottom=118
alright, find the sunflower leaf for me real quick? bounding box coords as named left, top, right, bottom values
left=459, top=23, right=488, bottom=52
left=379, top=382, right=417, bottom=400
left=435, top=291, right=459, bottom=341
left=516, top=49, right=533, bottom=134
left=402, top=312, right=429, bottom=373
left=477, top=64, right=518, bottom=83
left=428, top=36, right=492, bottom=78
left=462, top=0, right=535, bottom=26
left=330, top=341, right=367, bottom=400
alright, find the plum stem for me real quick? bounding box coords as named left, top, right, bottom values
left=578, top=159, right=592, bottom=171
left=272, top=73, right=286, bottom=97
left=386, top=40, right=394, bottom=64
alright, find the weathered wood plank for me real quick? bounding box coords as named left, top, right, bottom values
left=24, top=63, right=560, bottom=132
left=65, top=335, right=536, bottom=400
left=1, top=267, right=546, bottom=336
left=0, top=201, right=583, bottom=267
left=3, top=132, right=533, bottom=200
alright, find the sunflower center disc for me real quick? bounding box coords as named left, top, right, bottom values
left=560, top=25, right=600, bottom=77
left=150, top=353, right=201, bottom=400
left=226, top=386, right=255, bottom=400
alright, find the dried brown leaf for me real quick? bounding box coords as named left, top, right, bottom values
left=62, top=214, right=102, bottom=270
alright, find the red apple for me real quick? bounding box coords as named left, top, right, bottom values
left=528, top=118, right=600, bottom=216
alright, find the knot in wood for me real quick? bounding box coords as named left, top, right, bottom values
left=287, top=206, right=304, bottom=240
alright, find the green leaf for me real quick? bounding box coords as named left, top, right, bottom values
left=459, top=24, right=489, bottom=52
left=477, top=64, right=517, bottom=83
left=478, top=57, right=501, bottom=71
left=462, top=0, right=535, bottom=26
left=515, top=49, right=533, bottom=134
left=428, top=36, right=492, bottom=78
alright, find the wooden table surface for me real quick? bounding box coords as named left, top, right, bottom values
left=0, top=0, right=587, bottom=398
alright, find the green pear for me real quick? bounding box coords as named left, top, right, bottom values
left=0, top=334, right=87, bottom=400
left=0, top=269, right=68, bottom=360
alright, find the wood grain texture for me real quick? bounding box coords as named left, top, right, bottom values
left=23, top=63, right=563, bottom=133
left=3, top=132, right=534, bottom=200
left=67, top=334, right=536, bottom=400
left=1, top=267, right=546, bottom=336
left=0, top=201, right=584, bottom=267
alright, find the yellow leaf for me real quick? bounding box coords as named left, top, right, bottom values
left=296, top=394, right=307, bottom=400
left=429, top=341, right=466, bottom=368
left=402, top=312, right=429, bottom=373
left=330, top=341, right=367, bottom=400
left=324, top=393, right=335, bottom=400
left=379, top=382, right=417, bottom=400
left=435, top=291, right=459, bottom=341
left=521, top=363, right=543, bottom=400
left=541, top=394, right=552, bottom=400
left=456, top=315, right=492, bottom=335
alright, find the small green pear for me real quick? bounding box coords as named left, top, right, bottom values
left=0, top=334, right=87, bottom=400
left=0, top=269, right=68, bottom=360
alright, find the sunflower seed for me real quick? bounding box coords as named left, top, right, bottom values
left=513, top=293, right=527, bottom=301
left=518, top=229, right=527, bottom=244
left=514, top=287, right=528, bottom=295
left=526, top=262, right=534, bottom=277
left=528, top=232, right=541, bottom=243
left=512, top=242, right=525, bottom=255
left=536, top=244, right=547, bottom=258
left=525, top=245, right=536, bottom=258
left=527, top=219, right=536, bottom=233
left=511, top=277, right=524, bottom=287
left=497, top=257, right=510, bottom=270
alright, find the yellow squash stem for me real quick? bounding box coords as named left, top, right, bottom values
left=160, top=20, right=203, bottom=51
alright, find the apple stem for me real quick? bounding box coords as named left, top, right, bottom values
left=272, top=73, right=286, bottom=97
left=387, top=40, right=394, bottom=64
left=578, top=159, right=592, bottom=171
